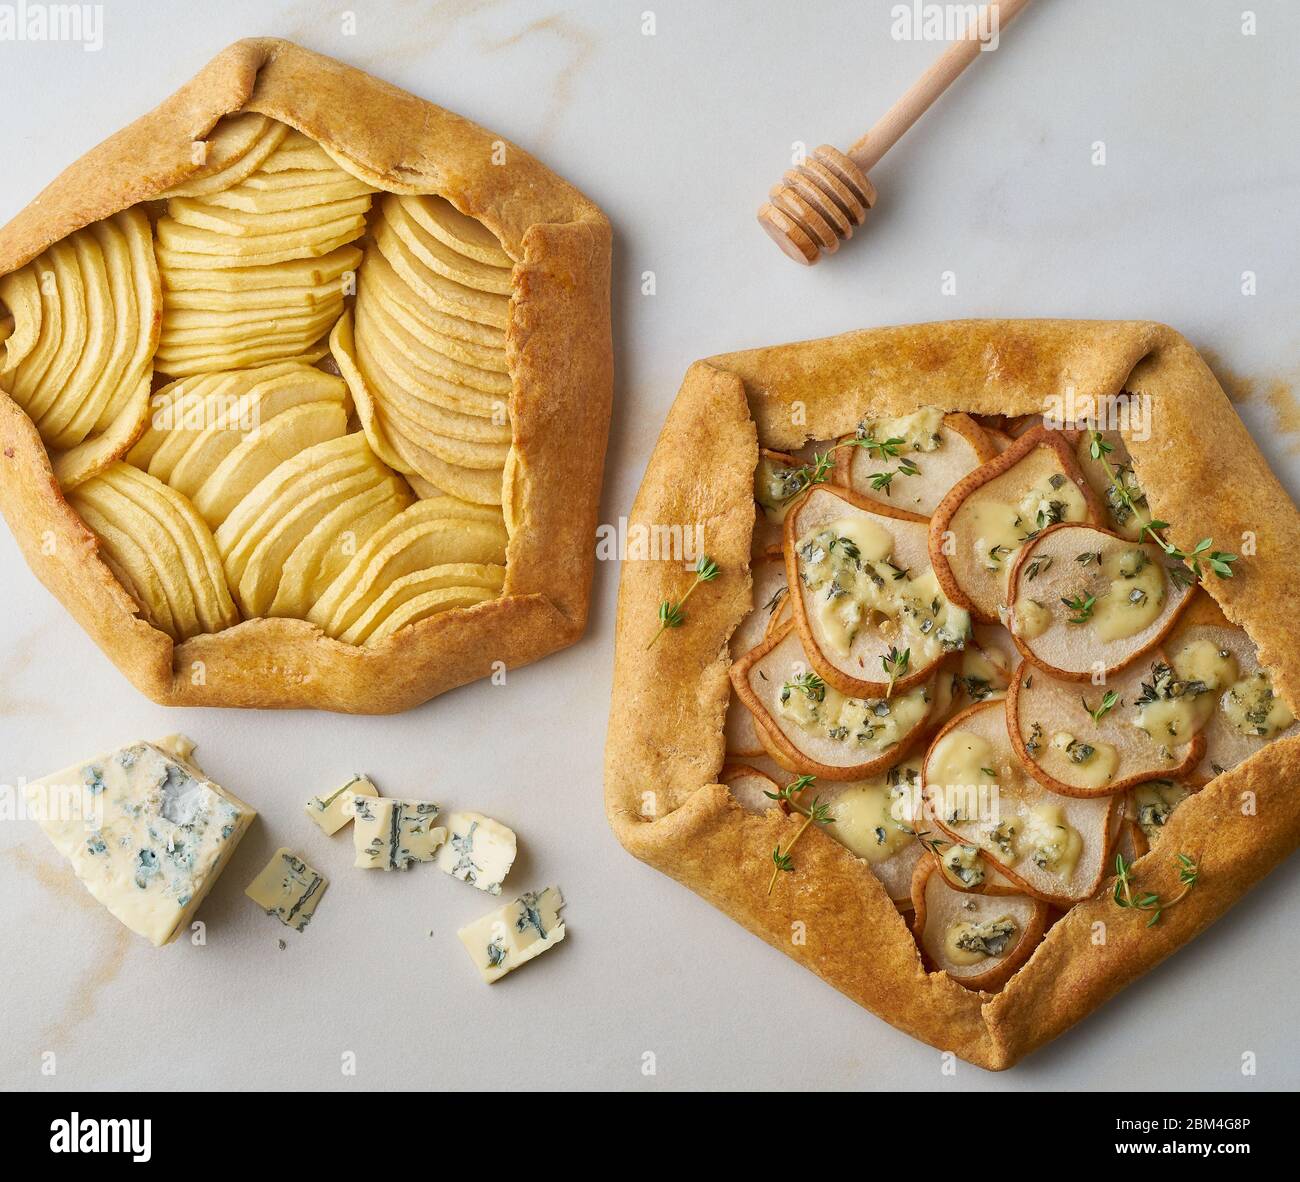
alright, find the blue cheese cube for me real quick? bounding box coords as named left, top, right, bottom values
left=305, top=774, right=379, bottom=836
left=458, top=886, right=566, bottom=983
left=352, top=797, right=446, bottom=870
left=436, top=811, right=517, bottom=894
left=24, top=738, right=254, bottom=947
left=245, top=848, right=328, bottom=931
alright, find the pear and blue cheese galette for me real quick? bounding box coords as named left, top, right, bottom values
left=608, top=321, right=1300, bottom=1069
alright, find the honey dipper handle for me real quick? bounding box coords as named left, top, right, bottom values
left=847, top=0, right=1032, bottom=173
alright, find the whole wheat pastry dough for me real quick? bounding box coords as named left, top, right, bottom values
left=605, top=320, right=1300, bottom=1069
left=0, top=39, right=612, bottom=712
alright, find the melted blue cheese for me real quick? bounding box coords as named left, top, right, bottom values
left=305, top=774, right=379, bottom=836
left=245, top=848, right=328, bottom=931
left=458, top=886, right=566, bottom=984
left=24, top=739, right=255, bottom=946
left=436, top=812, right=518, bottom=895
left=776, top=676, right=930, bottom=752
left=352, top=797, right=446, bottom=870
left=796, top=517, right=970, bottom=660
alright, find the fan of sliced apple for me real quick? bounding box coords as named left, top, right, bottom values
left=0, top=112, right=523, bottom=650
left=722, top=407, right=1295, bottom=991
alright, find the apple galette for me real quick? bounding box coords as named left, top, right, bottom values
left=0, top=39, right=612, bottom=711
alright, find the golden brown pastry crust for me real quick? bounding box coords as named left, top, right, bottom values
left=0, top=39, right=612, bottom=712
left=604, top=320, right=1300, bottom=1069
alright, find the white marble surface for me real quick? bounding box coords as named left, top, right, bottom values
left=2, top=0, right=1299, bottom=1091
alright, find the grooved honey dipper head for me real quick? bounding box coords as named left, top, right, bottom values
left=757, top=146, right=877, bottom=265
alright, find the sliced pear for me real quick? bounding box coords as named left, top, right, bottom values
left=155, top=331, right=332, bottom=378
left=947, top=621, right=1018, bottom=713
left=813, top=757, right=926, bottom=904
left=381, top=419, right=505, bottom=506
left=751, top=448, right=803, bottom=556
left=726, top=555, right=791, bottom=756
left=732, top=554, right=788, bottom=657
left=259, top=130, right=351, bottom=174
left=330, top=309, right=413, bottom=475
left=930, top=426, right=1103, bottom=624
left=269, top=476, right=413, bottom=618
left=193, top=400, right=348, bottom=527
left=730, top=618, right=936, bottom=780
left=1074, top=428, right=1150, bottom=540
left=911, top=854, right=1048, bottom=991
left=922, top=700, right=1117, bottom=905
left=340, top=562, right=506, bottom=645
left=932, top=839, right=1025, bottom=896
left=838, top=410, right=998, bottom=517
left=719, top=764, right=780, bottom=813
left=1008, top=654, right=1205, bottom=797
left=363, top=584, right=500, bottom=646
left=1161, top=593, right=1299, bottom=778
left=1007, top=524, right=1195, bottom=679
left=201, top=171, right=374, bottom=213
left=785, top=484, right=970, bottom=696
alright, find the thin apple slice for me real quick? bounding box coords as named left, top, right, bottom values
left=922, top=699, right=1118, bottom=905
left=730, top=617, right=936, bottom=781
left=930, top=425, right=1104, bottom=624
left=1162, top=593, right=1299, bottom=779
left=910, top=855, right=1048, bottom=991
left=1007, top=523, right=1195, bottom=679
left=837, top=410, right=998, bottom=517
left=785, top=484, right=970, bottom=697
left=1008, top=656, right=1205, bottom=796
left=192, top=399, right=348, bottom=528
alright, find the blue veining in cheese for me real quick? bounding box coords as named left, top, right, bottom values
left=24, top=738, right=255, bottom=947
left=436, top=811, right=517, bottom=894
left=305, top=774, right=379, bottom=836
left=245, top=848, right=328, bottom=931
left=458, top=886, right=566, bottom=983
left=352, top=797, right=446, bottom=870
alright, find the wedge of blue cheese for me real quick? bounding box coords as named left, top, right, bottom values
left=245, top=848, right=328, bottom=931
left=305, top=774, right=379, bottom=836
left=458, top=886, right=566, bottom=983
left=436, top=811, right=517, bottom=894
left=24, top=738, right=254, bottom=947
left=352, top=797, right=446, bottom=870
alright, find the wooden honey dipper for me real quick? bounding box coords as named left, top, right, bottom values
left=757, top=0, right=1032, bottom=264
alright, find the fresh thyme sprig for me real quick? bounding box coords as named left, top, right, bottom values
left=763, top=775, right=834, bottom=894
left=1113, top=852, right=1199, bottom=926
left=1082, top=689, right=1120, bottom=723
left=1062, top=592, right=1097, bottom=624
left=1089, top=431, right=1236, bottom=581
left=775, top=432, right=916, bottom=503
left=882, top=646, right=910, bottom=697
left=646, top=555, right=720, bottom=649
